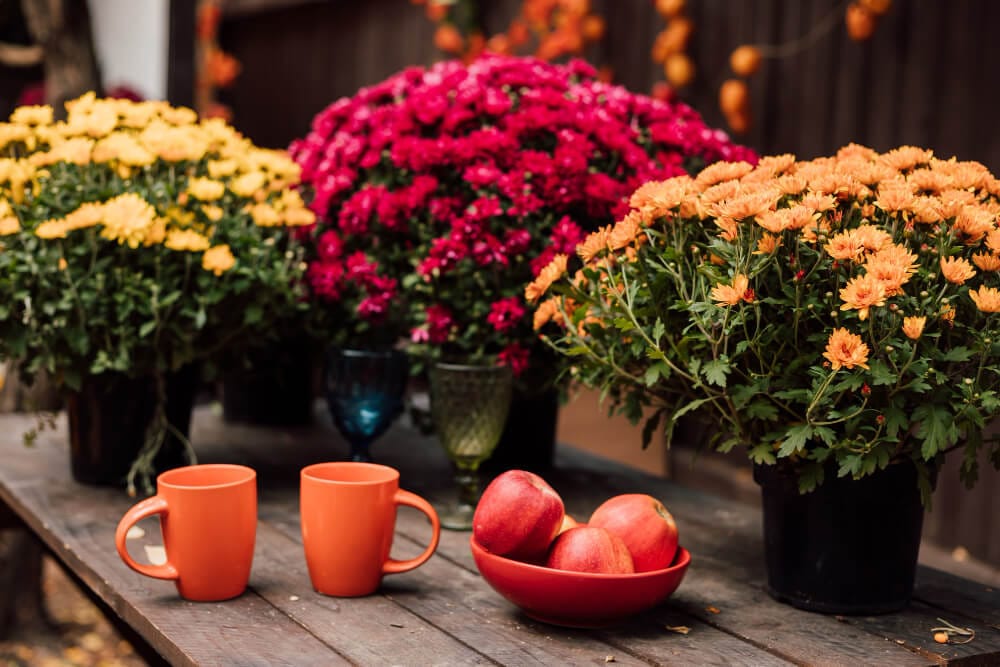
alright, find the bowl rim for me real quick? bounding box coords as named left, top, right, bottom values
left=469, top=535, right=691, bottom=580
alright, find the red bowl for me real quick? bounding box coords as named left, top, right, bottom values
left=469, top=536, right=691, bottom=627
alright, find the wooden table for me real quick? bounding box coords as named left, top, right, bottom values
left=0, top=406, right=998, bottom=666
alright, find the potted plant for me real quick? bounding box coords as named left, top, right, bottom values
left=535, top=144, right=1000, bottom=613
left=0, top=94, right=313, bottom=495
left=289, top=54, right=754, bottom=470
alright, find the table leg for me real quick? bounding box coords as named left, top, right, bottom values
left=0, top=504, right=50, bottom=638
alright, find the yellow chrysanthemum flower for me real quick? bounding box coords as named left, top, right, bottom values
left=202, top=244, right=236, bottom=276
left=208, top=159, right=238, bottom=179
left=100, top=193, right=157, bottom=248
left=64, top=202, right=104, bottom=231
left=165, top=229, right=211, bottom=252
left=283, top=207, right=315, bottom=227
left=188, top=177, right=226, bottom=201
left=230, top=171, right=267, bottom=198
left=35, top=219, right=69, bottom=239
left=10, top=105, right=53, bottom=126
left=247, top=202, right=280, bottom=227
left=0, top=216, right=20, bottom=235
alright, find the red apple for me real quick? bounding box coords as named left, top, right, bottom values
left=473, top=470, right=565, bottom=560
left=545, top=526, right=635, bottom=574
left=589, top=494, right=678, bottom=572
left=557, top=514, right=579, bottom=535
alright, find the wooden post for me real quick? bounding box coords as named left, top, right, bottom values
left=0, top=505, right=49, bottom=639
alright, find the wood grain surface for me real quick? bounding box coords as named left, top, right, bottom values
left=0, top=406, right=997, bottom=665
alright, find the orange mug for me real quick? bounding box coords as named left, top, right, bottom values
left=115, top=464, right=257, bottom=602
left=300, top=462, right=441, bottom=597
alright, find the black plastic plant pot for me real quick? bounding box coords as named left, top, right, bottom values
left=754, top=460, right=926, bottom=615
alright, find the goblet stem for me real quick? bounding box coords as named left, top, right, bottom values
left=440, top=462, right=481, bottom=531
left=349, top=439, right=373, bottom=462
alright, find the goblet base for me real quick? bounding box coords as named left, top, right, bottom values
left=438, top=501, right=476, bottom=531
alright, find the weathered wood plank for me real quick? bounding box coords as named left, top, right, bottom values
left=2, top=479, right=348, bottom=667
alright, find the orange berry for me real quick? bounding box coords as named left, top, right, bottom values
left=426, top=1, right=449, bottom=21
left=719, top=78, right=749, bottom=115
left=845, top=3, right=877, bottom=41
left=655, top=0, right=686, bottom=18
left=507, top=20, right=530, bottom=46
left=664, top=53, right=695, bottom=88
left=730, top=45, right=762, bottom=77
left=650, top=81, right=673, bottom=101
left=433, top=24, right=464, bottom=53
left=860, top=0, right=891, bottom=15
left=486, top=34, right=512, bottom=55
left=933, top=632, right=949, bottom=644
left=726, top=111, right=751, bottom=135
left=661, top=16, right=694, bottom=54
left=581, top=15, right=605, bottom=41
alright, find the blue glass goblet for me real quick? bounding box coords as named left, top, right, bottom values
left=325, top=348, right=409, bottom=462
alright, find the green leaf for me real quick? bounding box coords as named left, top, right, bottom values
left=641, top=409, right=665, bottom=450
left=778, top=423, right=813, bottom=457
left=702, top=357, right=731, bottom=388
left=748, top=443, right=776, bottom=465
left=868, top=359, right=896, bottom=386
left=797, top=463, right=825, bottom=494
left=613, top=317, right=634, bottom=332
left=652, top=318, right=665, bottom=344
left=913, top=404, right=958, bottom=459
left=244, top=304, right=263, bottom=325
left=939, top=346, right=973, bottom=362
left=194, top=309, right=207, bottom=329
left=883, top=405, right=908, bottom=439
left=745, top=399, right=779, bottom=421
left=139, top=320, right=157, bottom=338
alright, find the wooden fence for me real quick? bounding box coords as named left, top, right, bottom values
left=217, top=0, right=1000, bottom=567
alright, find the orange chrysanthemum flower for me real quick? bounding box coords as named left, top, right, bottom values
left=969, top=286, right=1000, bottom=313
left=775, top=174, right=808, bottom=195
left=836, top=143, right=879, bottom=161
left=533, top=297, right=562, bottom=330
left=525, top=253, right=568, bottom=302
left=609, top=211, right=644, bottom=250
left=938, top=189, right=978, bottom=219
left=940, top=256, right=976, bottom=284
left=901, top=316, right=926, bottom=340
left=931, top=158, right=990, bottom=190
left=874, top=183, right=916, bottom=214
left=986, top=229, right=1000, bottom=255
left=577, top=226, right=611, bottom=263
left=879, top=146, right=933, bottom=172
left=712, top=187, right=780, bottom=222
left=799, top=191, right=837, bottom=214
left=839, top=274, right=887, bottom=320
left=953, top=205, right=996, bottom=243
left=694, top=160, right=754, bottom=189
left=852, top=224, right=892, bottom=253
left=972, top=251, right=1000, bottom=272
left=907, top=168, right=952, bottom=194
left=823, top=327, right=870, bottom=370
left=865, top=257, right=911, bottom=297
left=825, top=230, right=864, bottom=261
left=754, top=233, right=782, bottom=255
left=700, top=179, right=742, bottom=206
left=711, top=274, right=753, bottom=306
left=629, top=176, right=694, bottom=221
left=908, top=195, right=943, bottom=223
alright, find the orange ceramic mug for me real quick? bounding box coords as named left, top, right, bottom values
left=301, top=462, right=441, bottom=597
left=114, top=464, right=257, bottom=602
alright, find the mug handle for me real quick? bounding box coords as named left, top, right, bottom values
left=114, top=496, right=180, bottom=581
left=383, top=489, right=441, bottom=575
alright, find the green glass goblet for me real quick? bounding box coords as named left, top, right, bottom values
left=429, top=361, right=513, bottom=530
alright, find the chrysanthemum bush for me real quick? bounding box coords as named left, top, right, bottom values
left=533, top=144, right=1000, bottom=500
left=289, top=54, right=754, bottom=378
left=0, top=94, right=313, bottom=490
